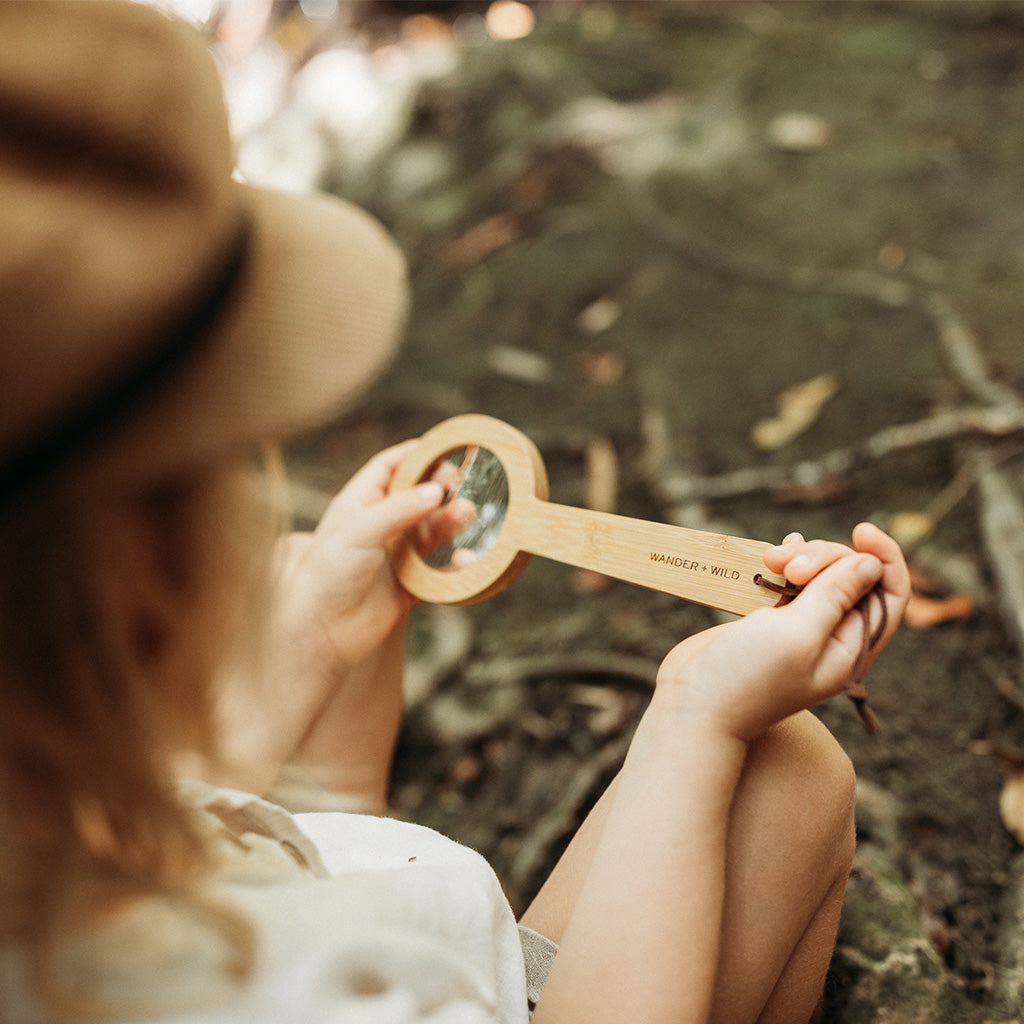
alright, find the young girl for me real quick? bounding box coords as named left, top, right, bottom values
left=0, top=4, right=910, bottom=1023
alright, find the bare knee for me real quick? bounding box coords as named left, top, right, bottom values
left=709, top=715, right=856, bottom=1022
left=739, top=711, right=856, bottom=874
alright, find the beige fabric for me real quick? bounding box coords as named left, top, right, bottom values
left=265, top=763, right=378, bottom=814
left=518, top=925, right=559, bottom=1012
left=1, top=783, right=532, bottom=1023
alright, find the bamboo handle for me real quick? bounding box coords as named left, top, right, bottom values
left=516, top=497, right=779, bottom=615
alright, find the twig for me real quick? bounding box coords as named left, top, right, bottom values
left=923, top=292, right=1023, bottom=410
left=660, top=404, right=1024, bottom=503
left=633, top=189, right=917, bottom=309
left=917, top=293, right=1024, bottom=705
left=922, top=443, right=1024, bottom=527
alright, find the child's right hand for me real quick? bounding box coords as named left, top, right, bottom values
left=654, top=522, right=909, bottom=742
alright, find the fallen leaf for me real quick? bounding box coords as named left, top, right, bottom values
left=750, top=372, right=840, bottom=451
left=904, top=591, right=974, bottom=628
left=577, top=297, right=622, bottom=335
left=581, top=350, right=626, bottom=385
left=584, top=436, right=618, bottom=514
left=449, top=754, right=482, bottom=786
left=569, top=684, right=629, bottom=736
left=889, top=510, right=937, bottom=546
left=570, top=569, right=612, bottom=595
left=766, top=111, right=834, bottom=152
left=904, top=562, right=977, bottom=628
left=487, top=345, right=552, bottom=384
left=877, top=240, right=907, bottom=273
left=1000, top=773, right=1024, bottom=844
left=442, top=214, right=520, bottom=266
left=773, top=477, right=849, bottom=504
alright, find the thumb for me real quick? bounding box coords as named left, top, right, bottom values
left=785, top=552, right=883, bottom=645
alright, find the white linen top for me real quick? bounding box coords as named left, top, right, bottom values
left=0, top=781, right=530, bottom=1023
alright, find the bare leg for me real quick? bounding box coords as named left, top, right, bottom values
left=520, top=711, right=855, bottom=1024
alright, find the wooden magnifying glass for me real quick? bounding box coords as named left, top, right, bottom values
left=388, top=414, right=788, bottom=613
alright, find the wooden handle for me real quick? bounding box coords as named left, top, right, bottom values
left=516, top=497, right=780, bottom=615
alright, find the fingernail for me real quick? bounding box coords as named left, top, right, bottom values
left=767, top=544, right=792, bottom=558
left=783, top=532, right=804, bottom=545
left=416, top=481, right=444, bottom=504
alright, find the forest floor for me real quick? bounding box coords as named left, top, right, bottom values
left=233, top=2, right=1024, bottom=1019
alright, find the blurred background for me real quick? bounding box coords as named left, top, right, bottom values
left=154, top=2, right=1024, bottom=1019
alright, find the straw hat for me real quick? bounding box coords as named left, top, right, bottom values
left=0, top=1, right=408, bottom=504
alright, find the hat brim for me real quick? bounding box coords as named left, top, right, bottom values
left=84, top=184, right=408, bottom=488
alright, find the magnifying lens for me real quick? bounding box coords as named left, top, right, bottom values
left=388, top=414, right=788, bottom=614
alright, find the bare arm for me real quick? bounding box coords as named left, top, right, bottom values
left=532, top=524, right=909, bottom=1024
left=209, top=442, right=456, bottom=797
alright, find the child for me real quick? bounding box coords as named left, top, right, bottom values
left=0, top=4, right=910, bottom=1023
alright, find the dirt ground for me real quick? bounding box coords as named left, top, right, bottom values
left=248, top=1, right=1024, bottom=1018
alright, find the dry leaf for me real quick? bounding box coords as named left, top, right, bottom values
left=569, top=684, right=628, bottom=735
left=581, top=350, right=626, bottom=385
left=577, top=297, right=622, bottom=335
left=442, top=214, right=520, bottom=266
left=584, top=436, right=618, bottom=514
left=487, top=345, right=552, bottom=384
left=877, top=241, right=907, bottom=273
left=449, top=754, right=482, bottom=786
left=773, top=477, right=849, bottom=504
left=889, top=510, right=937, bottom=546
left=1000, top=773, right=1024, bottom=844
left=903, top=563, right=976, bottom=628
left=570, top=569, right=612, bottom=595
left=750, top=372, right=840, bottom=451
left=766, top=112, right=834, bottom=152
left=904, top=592, right=975, bottom=628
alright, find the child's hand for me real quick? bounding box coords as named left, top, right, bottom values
left=763, top=521, right=907, bottom=652
left=655, top=523, right=909, bottom=741
left=278, top=441, right=451, bottom=669
left=210, top=442, right=454, bottom=796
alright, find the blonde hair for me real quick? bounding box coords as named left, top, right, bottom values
left=0, top=459, right=278, bottom=1016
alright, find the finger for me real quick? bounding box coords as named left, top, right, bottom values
left=763, top=537, right=855, bottom=582
left=781, top=552, right=883, bottom=653
left=851, top=521, right=911, bottom=639
left=852, top=522, right=910, bottom=592
left=427, top=460, right=463, bottom=492
left=340, top=440, right=421, bottom=505
left=412, top=499, right=477, bottom=556
left=350, top=481, right=446, bottom=549
left=451, top=547, right=480, bottom=570
left=810, top=604, right=877, bottom=695
left=761, top=531, right=805, bottom=574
